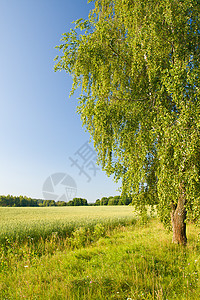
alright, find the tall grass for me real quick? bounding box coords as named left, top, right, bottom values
left=0, top=206, right=137, bottom=245
left=0, top=219, right=200, bottom=299
left=0, top=206, right=138, bottom=267
left=0, top=207, right=199, bottom=299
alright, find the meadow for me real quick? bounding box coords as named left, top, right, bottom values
left=0, top=206, right=200, bottom=299
left=0, top=206, right=138, bottom=244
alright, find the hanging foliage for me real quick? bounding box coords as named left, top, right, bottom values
left=55, top=0, right=200, bottom=244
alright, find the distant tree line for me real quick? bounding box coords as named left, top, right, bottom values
left=0, top=195, right=88, bottom=207
left=0, top=195, right=132, bottom=207
left=0, top=195, right=39, bottom=207
left=94, top=195, right=132, bottom=206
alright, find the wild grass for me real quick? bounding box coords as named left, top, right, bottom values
left=0, top=207, right=200, bottom=299
left=0, top=206, right=138, bottom=269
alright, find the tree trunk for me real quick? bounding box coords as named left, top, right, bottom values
left=171, top=183, right=187, bottom=245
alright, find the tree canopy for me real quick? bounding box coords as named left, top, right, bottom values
left=55, top=0, right=200, bottom=244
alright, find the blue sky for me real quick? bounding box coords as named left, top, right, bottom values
left=0, top=0, right=121, bottom=203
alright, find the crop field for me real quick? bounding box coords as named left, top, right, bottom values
left=0, top=206, right=138, bottom=244
left=0, top=206, right=200, bottom=299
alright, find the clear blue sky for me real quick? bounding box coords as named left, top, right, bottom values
left=0, top=0, right=121, bottom=203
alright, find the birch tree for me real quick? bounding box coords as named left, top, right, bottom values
left=55, top=0, right=200, bottom=244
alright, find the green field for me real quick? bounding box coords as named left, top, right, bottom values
left=0, top=206, right=138, bottom=244
left=0, top=206, right=200, bottom=299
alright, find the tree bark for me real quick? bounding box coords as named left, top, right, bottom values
left=171, top=183, right=187, bottom=245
